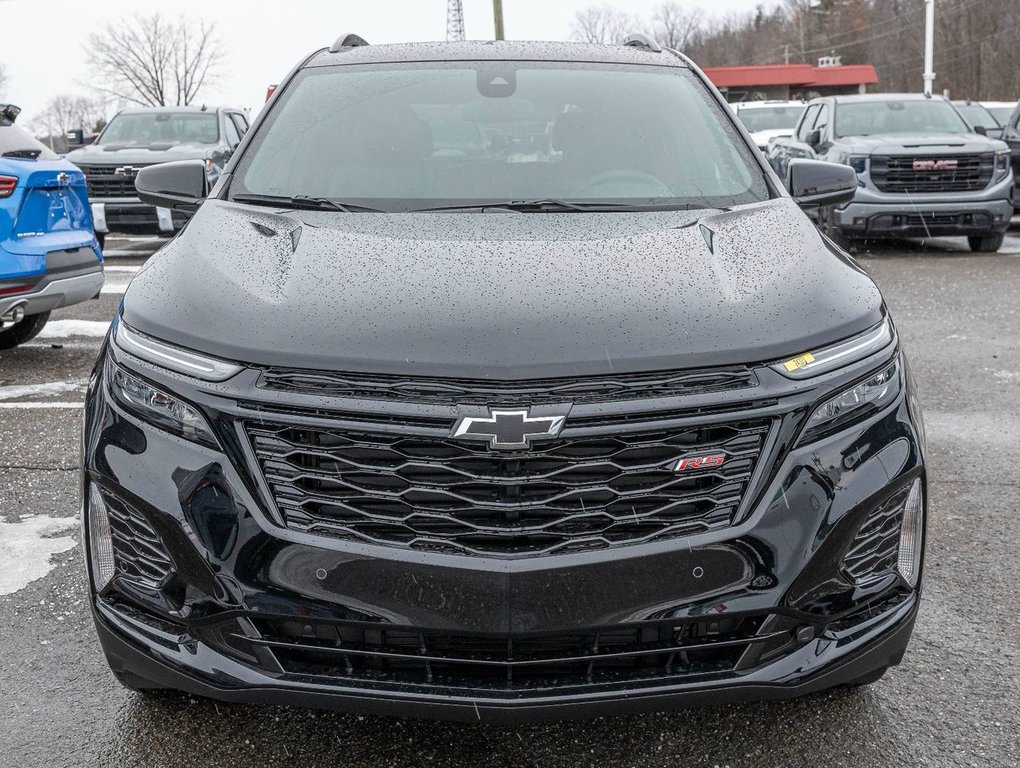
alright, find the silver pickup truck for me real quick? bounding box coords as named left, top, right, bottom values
left=768, top=93, right=1013, bottom=252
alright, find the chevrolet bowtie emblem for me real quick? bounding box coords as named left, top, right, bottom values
left=452, top=408, right=566, bottom=450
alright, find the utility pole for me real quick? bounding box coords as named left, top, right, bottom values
left=493, top=0, right=505, bottom=41
left=923, top=0, right=935, bottom=95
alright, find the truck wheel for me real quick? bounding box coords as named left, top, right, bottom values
left=0, top=311, right=51, bottom=350
left=968, top=233, right=1005, bottom=252
left=820, top=206, right=857, bottom=252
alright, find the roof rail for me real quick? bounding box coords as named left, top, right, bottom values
left=622, top=33, right=662, bottom=53
left=329, top=33, right=369, bottom=53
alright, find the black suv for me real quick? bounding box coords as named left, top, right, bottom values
left=81, top=35, right=927, bottom=723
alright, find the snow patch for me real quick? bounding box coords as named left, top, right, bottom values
left=35, top=320, right=111, bottom=339
left=0, top=381, right=83, bottom=401
left=0, top=515, right=78, bottom=595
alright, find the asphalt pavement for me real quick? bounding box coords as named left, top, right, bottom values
left=0, top=232, right=1018, bottom=768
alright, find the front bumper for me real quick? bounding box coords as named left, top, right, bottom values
left=82, top=343, right=926, bottom=722
left=90, top=199, right=186, bottom=234
left=834, top=174, right=1014, bottom=237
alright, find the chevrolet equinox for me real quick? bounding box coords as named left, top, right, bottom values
left=81, top=35, right=927, bottom=723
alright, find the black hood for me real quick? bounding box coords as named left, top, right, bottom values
left=122, top=198, right=883, bottom=379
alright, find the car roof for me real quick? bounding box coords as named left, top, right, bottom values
left=979, top=100, right=1016, bottom=108
left=114, top=106, right=240, bottom=115
left=820, top=93, right=949, bottom=104
left=733, top=100, right=805, bottom=110
left=306, top=40, right=687, bottom=69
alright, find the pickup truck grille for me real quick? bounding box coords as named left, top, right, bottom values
left=246, top=418, right=772, bottom=557
left=869, top=153, right=994, bottom=194
left=75, top=163, right=148, bottom=198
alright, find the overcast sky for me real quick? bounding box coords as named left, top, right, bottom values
left=0, top=0, right=775, bottom=122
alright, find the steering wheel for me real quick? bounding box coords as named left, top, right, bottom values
left=574, top=170, right=673, bottom=198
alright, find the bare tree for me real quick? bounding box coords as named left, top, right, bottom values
left=653, top=2, right=702, bottom=50
left=31, top=94, right=110, bottom=151
left=570, top=5, right=639, bottom=44
left=85, top=13, right=224, bottom=107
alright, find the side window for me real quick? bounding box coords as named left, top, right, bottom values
left=797, top=105, right=821, bottom=142
left=813, top=104, right=831, bottom=139
left=230, top=113, right=248, bottom=138
left=224, top=115, right=241, bottom=149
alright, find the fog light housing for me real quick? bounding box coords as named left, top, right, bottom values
left=87, top=484, right=115, bottom=591
left=897, top=479, right=924, bottom=587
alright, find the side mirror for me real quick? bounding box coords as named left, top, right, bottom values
left=805, top=128, right=821, bottom=147
left=787, top=159, right=859, bottom=208
left=135, top=160, right=209, bottom=210
left=974, top=125, right=988, bottom=136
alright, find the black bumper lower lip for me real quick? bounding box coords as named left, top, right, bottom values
left=94, top=595, right=918, bottom=724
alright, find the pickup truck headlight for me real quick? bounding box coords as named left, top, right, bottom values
left=994, top=149, right=1011, bottom=179
left=847, top=155, right=868, bottom=174
left=106, top=358, right=218, bottom=447
left=802, top=359, right=900, bottom=439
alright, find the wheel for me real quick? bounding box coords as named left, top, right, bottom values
left=96, top=231, right=106, bottom=250
left=968, top=233, right=1004, bottom=252
left=819, top=206, right=858, bottom=252
left=0, top=311, right=50, bottom=350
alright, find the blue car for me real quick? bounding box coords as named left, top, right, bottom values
left=1, top=104, right=104, bottom=349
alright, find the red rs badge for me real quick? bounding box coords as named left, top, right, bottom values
left=673, top=454, right=726, bottom=472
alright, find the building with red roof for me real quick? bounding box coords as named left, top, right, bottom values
left=703, top=59, right=879, bottom=102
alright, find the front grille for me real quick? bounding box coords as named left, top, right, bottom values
left=76, top=163, right=148, bottom=198
left=213, top=611, right=809, bottom=692
left=102, top=492, right=174, bottom=587
left=247, top=419, right=771, bottom=556
left=869, top=153, right=994, bottom=194
left=842, top=485, right=910, bottom=584
left=258, top=366, right=759, bottom=406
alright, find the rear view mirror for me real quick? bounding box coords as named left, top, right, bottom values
left=974, top=125, right=987, bottom=136
left=805, top=129, right=821, bottom=147
left=787, top=159, right=858, bottom=208
left=135, top=160, right=209, bottom=210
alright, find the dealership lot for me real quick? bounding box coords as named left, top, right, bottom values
left=1, top=234, right=1018, bottom=768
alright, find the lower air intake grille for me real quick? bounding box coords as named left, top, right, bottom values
left=214, top=612, right=809, bottom=692
left=102, top=492, right=174, bottom=587
left=842, top=485, right=911, bottom=584
left=246, top=419, right=772, bottom=556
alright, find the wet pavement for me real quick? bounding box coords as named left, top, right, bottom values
left=1, top=233, right=1018, bottom=767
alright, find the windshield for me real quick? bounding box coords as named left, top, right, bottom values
left=954, top=103, right=999, bottom=130
left=98, top=112, right=219, bottom=146
left=230, top=62, right=769, bottom=211
left=736, top=105, right=805, bottom=133
left=985, top=105, right=1015, bottom=125
left=835, top=100, right=970, bottom=137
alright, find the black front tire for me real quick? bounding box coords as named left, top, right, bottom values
left=0, top=311, right=51, bottom=350
left=820, top=206, right=858, bottom=252
left=968, top=233, right=1005, bottom=252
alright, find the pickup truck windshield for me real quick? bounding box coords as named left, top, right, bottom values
left=736, top=106, right=805, bottom=132
left=231, top=62, right=769, bottom=212
left=835, top=100, right=970, bottom=138
left=98, top=112, right=219, bottom=146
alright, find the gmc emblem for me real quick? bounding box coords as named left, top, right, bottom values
left=673, top=454, right=726, bottom=472
left=912, top=159, right=958, bottom=171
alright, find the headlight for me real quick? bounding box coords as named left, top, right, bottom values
left=112, top=316, right=242, bottom=381
left=772, top=318, right=894, bottom=380
left=994, top=149, right=1011, bottom=179
left=106, top=358, right=218, bottom=447
left=847, top=155, right=868, bottom=174
left=800, top=358, right=900, bottom=441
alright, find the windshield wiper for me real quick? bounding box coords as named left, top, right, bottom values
left=2, top=149, right=42, bottom=159
left=411, top=199, right=714, bottom=213
left=231, top=193, right=385, bottom=213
